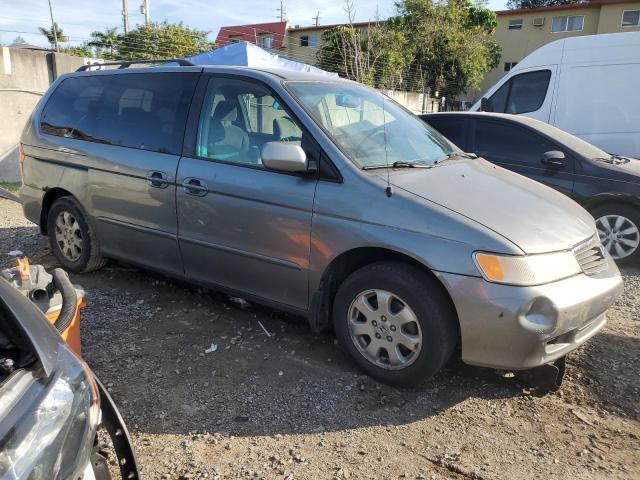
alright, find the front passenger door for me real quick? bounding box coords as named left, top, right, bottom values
left=176, top=75, right=319, bottom=310
left=471, top=118, right=575, bottom=196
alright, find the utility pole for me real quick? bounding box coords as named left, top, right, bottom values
left=47, top=0, right=58, bottom=52
left=312, top=11, right=320, bottom=26
left=276, top=1, right=287, bottom=22
left=122, top=0, right=129, bottom=34
left=141, top=0, right=150, bottom=25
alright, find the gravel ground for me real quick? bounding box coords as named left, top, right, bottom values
left=1, top=198, right=638, bottom=479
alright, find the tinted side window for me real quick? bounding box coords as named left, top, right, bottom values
left=474, top=120, right=559, bottom=167
left=487, top=70, right=551, bottom=114
left=41, top=73, right=198, bottom=155
left=425, top=117, right=466, bottom=148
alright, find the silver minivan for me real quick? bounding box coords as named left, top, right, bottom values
left=19, top=64, right=623, bottom=386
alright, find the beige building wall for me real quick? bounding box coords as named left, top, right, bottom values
left=597, top=3, right=640, bottom=31
left=285, top=29, right=324, bottom=65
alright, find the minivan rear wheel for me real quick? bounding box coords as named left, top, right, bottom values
left=591, top=203, right=640, bottom=265
left=47, top=197, right=106, bottom=273
left=333, top=262, right=457, bottom=387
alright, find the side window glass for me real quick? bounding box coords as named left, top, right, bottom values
left=426, top=118, right=466, bottom=148
left=41, top=73, right=198, bottom=155
left=196, top=78, right=303, bottom=167
left=475, top=121, right=558, bottom=167
left=487, top=81, right=509, bottom=113
left=505, top=70, right=551, bottom=114
left=486, top=70, right=551, bottom=115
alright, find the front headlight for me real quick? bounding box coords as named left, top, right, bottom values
left=474, top=250, right=581, bottom=286
left=0, top=345, right=100, bottom=480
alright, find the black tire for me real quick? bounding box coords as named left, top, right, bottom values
left=47, top=196, right=107, bottom=273
left=333, top=261, right=458, bottom=387
left=590, top=203, right=640, bottom=266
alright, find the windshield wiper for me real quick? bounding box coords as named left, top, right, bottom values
left=363, top=161, right=433, bottom=170
left=594, top=154, right=630, bottom=165
left=436, top=152, right=478, bottom=163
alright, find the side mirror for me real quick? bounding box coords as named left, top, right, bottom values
left=541, top=150, right=565, bottom=167
left=480, top=97, right=490, bottom=112
left=261, top=142, right=308, bottom=173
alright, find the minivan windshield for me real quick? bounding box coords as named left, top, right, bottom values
left=286, top=81, right=454, bottom=168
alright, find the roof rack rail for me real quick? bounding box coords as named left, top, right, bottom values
left=76, top=58, right=195, bottom=72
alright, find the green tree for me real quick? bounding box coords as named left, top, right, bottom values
left=88, top=27, right=119, bottom=59
left=316, top=2, right=412, bottom=89
left=393, top=0, right=501, bottom=97
left=60, top=42, right=92, bottom=57
left=38, top=22, right=68, bottom=49
left=114, top=21, right=215, bottom=60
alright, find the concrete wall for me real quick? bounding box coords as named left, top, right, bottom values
left=0, top=48, right=84, bottom=181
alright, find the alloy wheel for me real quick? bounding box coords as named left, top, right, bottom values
left=596, top=214, right=640, bottom=260
left=348, top=289, right=422, bottom=370
left=54, top=211, right=83, bottom=262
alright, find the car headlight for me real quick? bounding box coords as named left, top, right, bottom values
left=474, top=250, right=581, bottom=286
left=0, top=344, right=100, bottom=480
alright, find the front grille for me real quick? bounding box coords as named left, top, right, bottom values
left=573, top=236, right=608, bottom=276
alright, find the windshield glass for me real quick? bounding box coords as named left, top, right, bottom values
left=286, top=81, right=454, bottom=168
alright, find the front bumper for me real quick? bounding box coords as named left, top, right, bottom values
left=436, top=260, right=623, bottom=370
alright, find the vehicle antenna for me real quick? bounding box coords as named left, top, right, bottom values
left=382, top=93, right=391, bottom=197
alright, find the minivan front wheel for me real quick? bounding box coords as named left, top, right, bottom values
left=47, top=197, right=106, bottom=273
left=333, top=262, right=457, bottom=387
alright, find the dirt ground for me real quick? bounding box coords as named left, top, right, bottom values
left=1, top=198, right=638, bottom=479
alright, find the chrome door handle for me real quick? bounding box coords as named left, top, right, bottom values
left=182, top=177, right=208, bottom=196
left=146, top=170, right=169, bottom=188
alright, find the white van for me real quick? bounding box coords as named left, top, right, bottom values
left=471, top=32, right=640, bottom=159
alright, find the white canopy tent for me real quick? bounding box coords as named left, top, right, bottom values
left=180, top=41, right=337, bottom=77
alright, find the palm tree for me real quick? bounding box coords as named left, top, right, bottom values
left=38, top=22, right=68, bottom=49
left=88, top=28, right=119, bottom=57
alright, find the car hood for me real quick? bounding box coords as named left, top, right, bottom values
left=590, top=157, right=640, bottom=182
left=388, top=158, right=596, bottom=254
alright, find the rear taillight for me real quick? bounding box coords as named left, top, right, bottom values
left=18, top=143, right=25, bottom=164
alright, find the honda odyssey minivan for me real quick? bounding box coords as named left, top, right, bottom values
left=19, top=62, right=623, bottom=386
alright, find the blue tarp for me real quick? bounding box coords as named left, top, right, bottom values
left=181, top=41, right=338, bottom=77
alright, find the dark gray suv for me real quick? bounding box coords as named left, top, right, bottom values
left=18, top=63, right=623, bottom=386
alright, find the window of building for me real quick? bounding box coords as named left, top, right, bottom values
left=552, top=15, right=584, bottom=32
left=508, top=19, right=523, bottom=30
left=504, top=62, right=518, bottom=72
left=300, top=34, right=318, bottom=47
left=622, top=9, right=640, bottom=27
left=259, top=35, right=274, bottom=49
left=229, top=36, right=243, bottom=43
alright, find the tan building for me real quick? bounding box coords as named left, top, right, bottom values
left=478, top=0, right=640, bottom=97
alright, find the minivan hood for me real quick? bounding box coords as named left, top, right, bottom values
left=388, top=159, right=595, bottom=254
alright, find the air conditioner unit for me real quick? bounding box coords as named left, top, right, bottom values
left=533, top=17, right=545, bottom=26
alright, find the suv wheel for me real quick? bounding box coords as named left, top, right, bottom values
left=47, top=197, right=106, bottom=273
left=333, top=262, right=457, bottom=387
left=591, top=203, right=640, bottom=265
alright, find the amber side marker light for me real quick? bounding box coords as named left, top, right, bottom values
left=18, top=143, right=25, bottom=164
left=475, top=253, right=505, bottom=282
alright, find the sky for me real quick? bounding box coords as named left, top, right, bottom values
left=0, top=0, right=508, bottom=48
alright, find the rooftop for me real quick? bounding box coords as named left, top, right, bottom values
left=496, top=0, right=640, bottom=15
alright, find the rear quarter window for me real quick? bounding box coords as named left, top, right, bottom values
left=40, top=73, right=199, bottom=155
